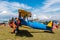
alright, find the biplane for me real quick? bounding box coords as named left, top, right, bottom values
left=9, top=9, right=60, bottom=33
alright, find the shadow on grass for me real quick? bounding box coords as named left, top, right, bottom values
left=30, top=31, right=55, bottom=34
left=15, top=30, right=33, bottom=37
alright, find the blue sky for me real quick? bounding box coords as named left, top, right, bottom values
left=0, top=0, right=60, bottom=22
left=6, top=0, right=45, bottom=7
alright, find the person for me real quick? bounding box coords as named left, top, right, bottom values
left=9, top=18, right=17, bottom=34
left=14, top=18, right=20, bottom=33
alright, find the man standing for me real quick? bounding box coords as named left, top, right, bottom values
left=14, top=18, right=20, bottom=33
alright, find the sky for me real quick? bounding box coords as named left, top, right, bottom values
left=0, top=0, right=60, bottom=22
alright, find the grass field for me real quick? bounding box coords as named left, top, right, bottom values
left=0, top=25, right=60, bottom=40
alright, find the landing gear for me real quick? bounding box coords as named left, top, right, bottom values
left=44, top=30, right=54, bottom=33
left=11, top=28, right=19, bottom=34
left=15, top=30, right=18, bottom=34
left=49, top=30, right=54, bottom=33
left=15, top=28, right=19, bottom=34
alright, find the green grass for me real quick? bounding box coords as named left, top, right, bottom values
left=0, top=25, right=60, bottom=40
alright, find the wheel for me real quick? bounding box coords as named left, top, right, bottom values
left=15, top=29, right=17, bottom=34
left=15, top=28, right=18, bottom=34
left=49, top=30, right=54, bottom=33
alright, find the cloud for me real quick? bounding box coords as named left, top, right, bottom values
left=41, top=0, right=60, bottom=12
left=31, top=0, right=60, bottom=20
left=0, top=1, right=32, bottom=22
left=42, top=0, right=58, bottom=9
left=0, top=0, right=60, bottom=22
left=10, top=2, right=32, bottom=10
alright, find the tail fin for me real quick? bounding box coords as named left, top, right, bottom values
left=47, top=21, right=53, bottom=27
left=47, top=21, right=60, bottom=32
